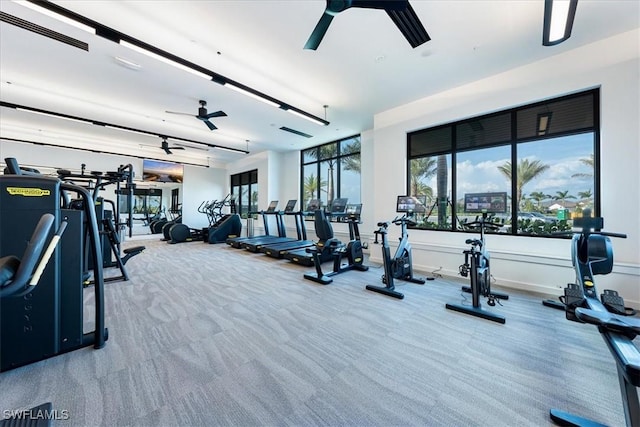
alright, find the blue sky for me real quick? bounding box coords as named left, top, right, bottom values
left=425, top=134, right=594, bottom=201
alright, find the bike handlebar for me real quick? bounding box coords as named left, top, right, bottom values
left=392, top=217, right=416, bottom=227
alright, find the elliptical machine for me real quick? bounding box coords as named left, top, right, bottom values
left=547, top=211, right=639, bottom=427
left=304, top=206, right=368, bottom=285
left=445, top=211, right=507, bottom=324
left=366, top=196, right=429, bottom=299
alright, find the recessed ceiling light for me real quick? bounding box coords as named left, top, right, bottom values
left=374, top=55, right=386, bottom=63
left=114, top=56, right=142, bottom=71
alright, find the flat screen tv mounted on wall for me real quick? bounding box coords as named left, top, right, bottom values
left=142, top=159, right=184, bottom=183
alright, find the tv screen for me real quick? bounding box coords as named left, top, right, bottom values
left=266, top=201, right=279, bottom=212
left=330, top=198, right=348, bottom=213
left=396, top=195, right=427, bottom=213
left=306, top=199, right=321, bottom=212
left=464, top=192, right=507, bottom=213
left=284, top=199, right=297, bottom=212
left=142, top=159, right=184, bottom=183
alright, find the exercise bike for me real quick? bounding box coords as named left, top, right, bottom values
left=304, top=209, right=368, bottom=285
left=445, top=211, right=508, bottom=324
left=366, top=202, right=430, bottom=299
left=547, top=211, right=640, bottom=427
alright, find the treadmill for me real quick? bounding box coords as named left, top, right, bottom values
left=241, top=199, right=299, bottom=252
left=260, top=199, right=321, bottom=258
left=284, top=198, right=348, bottom=267
left=226, top=200, right=279, bottom=248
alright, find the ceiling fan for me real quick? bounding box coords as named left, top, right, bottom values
left=304, top=0, right=430, bottom=50
left=166, top=100, right=227, bottom=131
left=160, top=137, right=185, bottom=155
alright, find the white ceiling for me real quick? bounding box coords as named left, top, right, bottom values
left=1, top=0, right=638, bottom=167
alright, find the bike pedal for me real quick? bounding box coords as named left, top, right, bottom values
left=564, top=283, right=585, bottom=322
left=601, top=289, right=626, bottom=314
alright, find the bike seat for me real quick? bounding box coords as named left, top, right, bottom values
left=575, top=307, right=640, bottom=338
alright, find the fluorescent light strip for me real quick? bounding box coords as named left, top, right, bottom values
left=14, top=0, right=95, bottom=34
left=214, top=145, right=245, bottom=153
left=224, top=83, right=280, bottom=108
left=104, top=125, right=148, bottom=136
left=17, top=107, right=87, bottom=124
left=286, top=108, right=327, bottom=126
left=548, top=0, right=571, bottom=42
left=119, top=40, right=211, bottom=80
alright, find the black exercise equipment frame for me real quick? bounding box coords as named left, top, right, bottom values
left=548, top=213, right=639, bottom=427
left=445, top=212, right=507, bottom=324
left=366, top=213, right=427, bottom=299
left=304, top=210, right=368, bottom=285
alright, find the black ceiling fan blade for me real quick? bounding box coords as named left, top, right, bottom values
left=304, top=11, right=335, bottom=50
left=164, top=147, right=172, bottom=154
left=170, top=146, right=185, bottom=150
left=203, top=110, right=227, bottom=119
left=203, top=120, right=217, bottom=131
left=386, top=2, right=430, bottom=48
left=351, top=0, right=407, bottom=10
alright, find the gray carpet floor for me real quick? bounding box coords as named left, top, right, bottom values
left=0, top=237, right=635, bottom=426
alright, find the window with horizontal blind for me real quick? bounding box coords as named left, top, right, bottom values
left=407, top=89, right=599, bottom=236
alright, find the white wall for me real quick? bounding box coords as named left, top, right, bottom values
left=181, top=165, right=226, bottom=229
left=365, top=29, right=640, bottom=306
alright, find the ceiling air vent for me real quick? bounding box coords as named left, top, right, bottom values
left=0, top=11, right=88, bottom=51
left=279, top=127, right=312, bottom=138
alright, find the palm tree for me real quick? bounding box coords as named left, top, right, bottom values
left=303, top=174, right=326, bottom=202
left=528, top=191, right=548, bottom=211
left=305, top=138, right=361, bottom=205
left=554, top=190, right=576, bottom=207
left=409, top=157, right=437, bottom=197
left=572, top=154, right=594, bottom=179
left=498, top=159, right=550, bottom=209
left=436, top=155, right=448, bottom=225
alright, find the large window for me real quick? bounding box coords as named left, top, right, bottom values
left=301, top=135, right=361, bottom=210
left=407, top=89, right=599, bottom=236
left=231, top=169, right=258, bottom=218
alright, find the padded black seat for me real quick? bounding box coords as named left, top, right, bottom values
left=121, top=245, right=145, bottom=265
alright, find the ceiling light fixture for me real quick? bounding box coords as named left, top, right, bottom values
left=19, top=0, right=329, bottom=126
left=104, top=125, right=146, bottom=135
left=14, top=0, right=95, bottom=34
left=16, top=107, right=87, bottom=124
left=542, top=0, right=578, bottom=46
left=2, top=101, right=249, bottom=154
left=119, top=40, right=211, bottom=80
left=224, top=83, right=280, bottom=108
left=284, top=108, right=328, bottom=126
left=536, top=112, right=552, bottom=135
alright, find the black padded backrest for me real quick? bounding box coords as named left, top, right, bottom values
left=314, top=209, right=333, bottom=241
